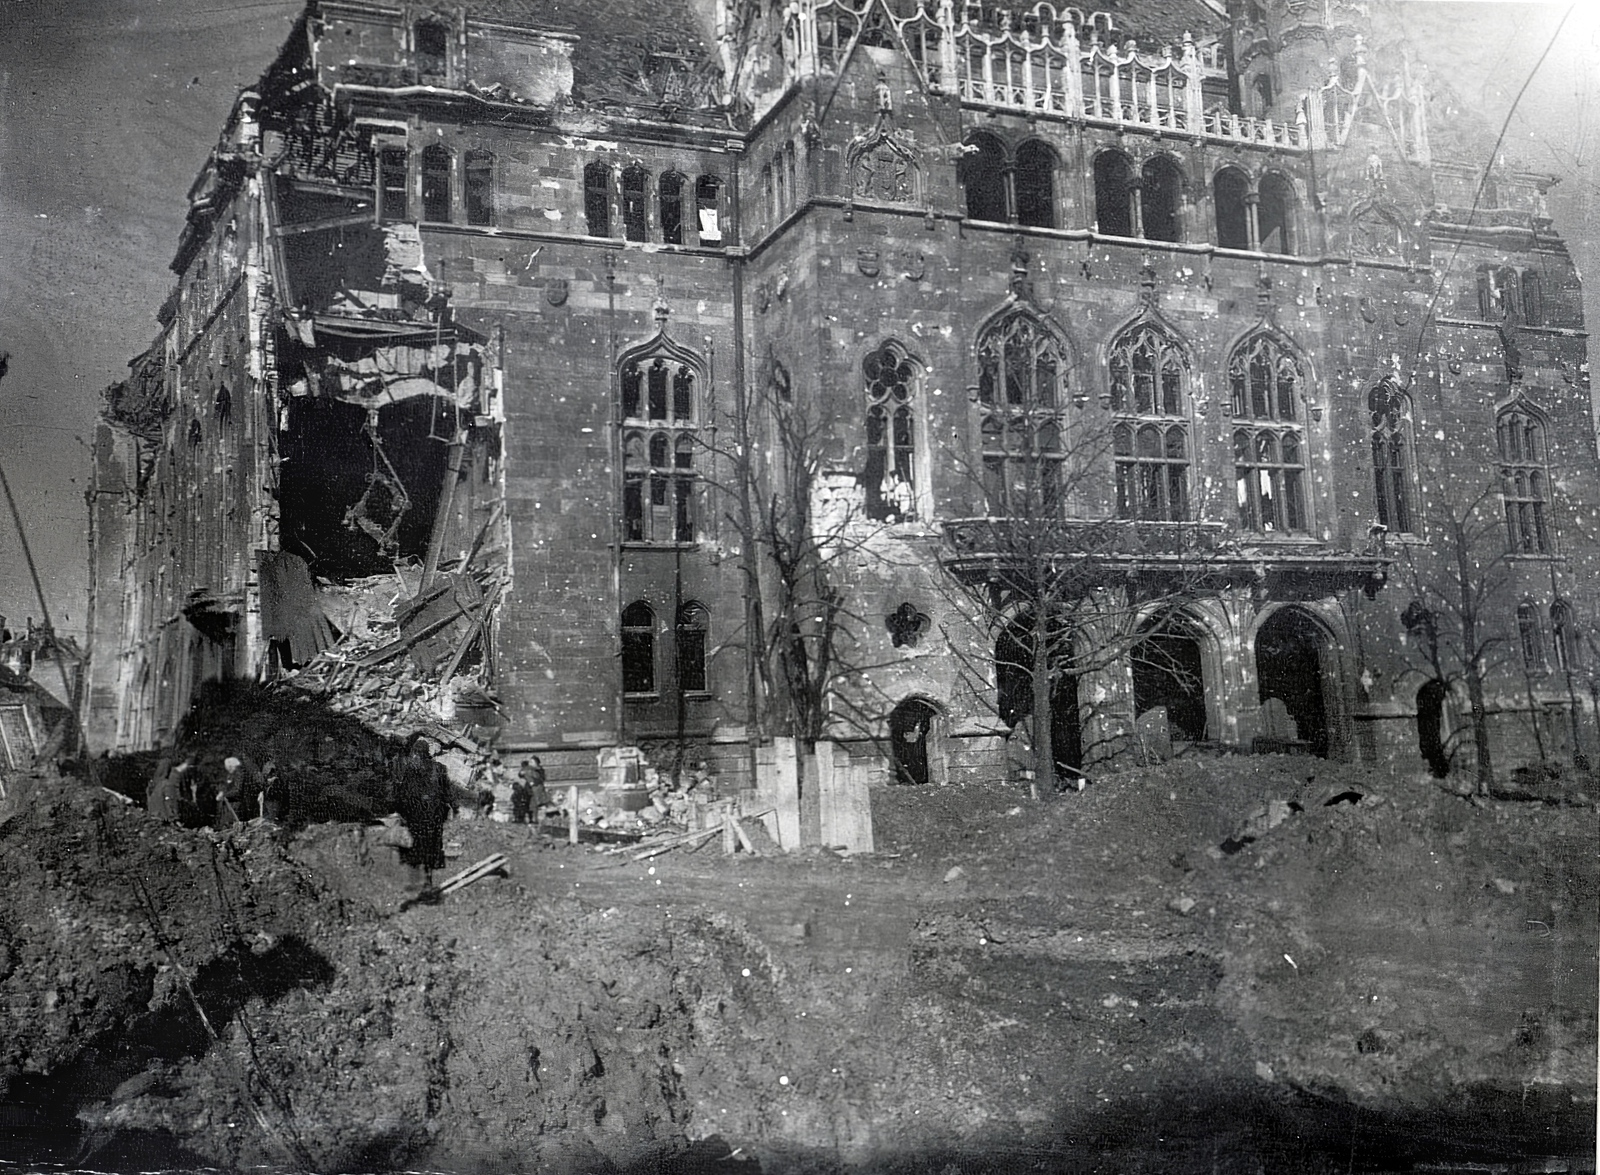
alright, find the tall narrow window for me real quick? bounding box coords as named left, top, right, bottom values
left=464, top=150, right=494, bottom=226
left=676, top=602, right=709, bottom=693
left=1094, top=151, right=1135, bottom=237
left=622, top=602, right=657, bottom=695
left=1014, top=140, right=1056, bottom=229
left=695, top=176, right=723, bottom=243
left=584, top=162, right=612, bottom=237
left=1476, top=264, right=1505, bottom=321
left=762, top=163, right=775, bottom=224
left=862, top=342, right=920, bottom=522
left=961, top=133, right=1008, bottom=223
left=1551, top=599, right=1580, bottom=672
left=1141, top=156, right=1185, bottom=243
left=620, top=343, right=700, bottom=544
left=1110, top=325, right=1189, bottom=522
left=784, top=141, right=798, bottom=209
left=377, top=147, right=408, bottom=222
left=977, top=311, right=1067, bottom=515
left=1517, top=600, right=1544, bottom=673
left=1522, top=270, right=1544, bottom=326
left=415, top=20, right=448, bottom=80
left=1369, top=380, right=1413, bottom=534
left=1498, top=404, right=1551, bottom=554
left=1230, top=333, right=1307, bottom=533
left=421, top=145, right=451, bottom=222
left=622, top=166, right=650, bottom=241
left=1214, top=167, right=1251, bottom=249
left=660, top=171, right=685, bottom=245
left=1258, top=173, right=1294, bottom=253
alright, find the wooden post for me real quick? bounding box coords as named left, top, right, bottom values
left=568, top=784, right=579, bottom=845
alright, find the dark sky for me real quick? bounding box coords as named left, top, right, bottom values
left=0, top=1, right=1593, bottom=642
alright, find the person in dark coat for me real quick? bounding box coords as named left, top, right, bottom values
left=395, top=736, right=450, bottom=878
left=519, top=756, right=550, bottom=823
left=147, top=755, right=188, bottom=823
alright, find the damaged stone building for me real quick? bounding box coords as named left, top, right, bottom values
left=88, top=0, right=1598, bottom=789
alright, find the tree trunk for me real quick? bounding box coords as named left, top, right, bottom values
left=1454, top=528, right=1494, bottom=794
left=1030, top=607, right=1053, bottom=801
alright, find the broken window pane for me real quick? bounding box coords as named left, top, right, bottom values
left=584, top=163, right=611, bottom=237
left=378, top=147, right=408, bottom=223
left=660, top=171, right=684, bottom=245
left=421, top=145, right=451, bottom=222
left=621, top=602, right=656, bottom=694
left=623, top=166, right=649, bottom=241
left=676, top=603, right=708, bottom=692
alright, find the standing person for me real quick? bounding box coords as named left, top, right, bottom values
left=510, top=771, right=533, bottom=824
left=147, top=755, right=186, bottom=823
left=520, top=756, right=550, bottom=824
left=395, top=735, right=449, bottom=880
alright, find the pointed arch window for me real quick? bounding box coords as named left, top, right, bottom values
left=960, top=133, right=1008, bottom=222
left=621, top=343, right=700, bottom=544
left=1214, top=167, right=1251, bottom=249
left=675, top=602, right=709, bottom=694
left=1230, top=333, right=1307, bottom=533
left=377, top=147, right=409, bottom=223
left=1014, top=140, right=1056, bottom=229
left=622, top=602, right=657, bottom=695
left=1498, top=405, right=1551, bottom=553
left=622, top=166, right=650, bottom=241
left=863, top=342, right=920, bottom=522
left=695, top=175, right=723, bottom=243
left=1257, top=173, right=1296, bottom=254
left=977, top=311, right=1068, bottom=515
left=1141, top=156, right=1185, bottom=242
left=1551, top=599, right=1581, bottom=672
left=1369, top=379, right=1414, bottom=534
left=421, top=145, right=452, bottom=222
left=1094, top=151, right=1136, bottom=237
left=583, top=162, right=612, bottom=237
left=464, top=150, right=495, bottom=226
left=1517, top=599, right=1545, bottom=673
left=1110, top=325, right=1189, bottom=522
left=660, top=171, right=685, bottom=245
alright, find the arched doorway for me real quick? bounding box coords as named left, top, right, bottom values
left=1254, top=608, right=1332, bottom=756
left=1416, top=679, right=1450, bottom=777
left=888, top=697, right=939, bottom=785
left=996, top=618, right=1082, bottom=783
left=1133, top=617, right=1208, bottom=744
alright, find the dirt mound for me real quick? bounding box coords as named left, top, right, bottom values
left=0, top=754, right=1593, bottom=1174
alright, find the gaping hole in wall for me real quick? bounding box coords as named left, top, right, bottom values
left=1213, top=167, right=1251, bottom=249
left=1255, top=608, right=1330, bottom=756
left=889, top=697, right=939, bottom=785
left=1132, top=624, right=1207, bottom=742
left=1140, top=156, right=1185, bottom=243
left=1093, top=151, right=1135, bottom=237
left=279, top=395, right=457, bottom=579
left=961, top=133, right=1007, bottom=222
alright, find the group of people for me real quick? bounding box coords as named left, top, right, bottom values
left=470, top=756, right=554, bottom=825
left=146, top=752, right=284, bottom=829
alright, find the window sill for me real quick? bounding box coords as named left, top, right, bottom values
left=624, top=692, right=660, bottom=703
left=622, top=541, right=699, bottom=551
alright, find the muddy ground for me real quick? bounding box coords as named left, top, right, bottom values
left=0, top=752, right=1594, bottom=1174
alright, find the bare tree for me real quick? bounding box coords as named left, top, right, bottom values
left=936, top=379, right=1226, bottom=796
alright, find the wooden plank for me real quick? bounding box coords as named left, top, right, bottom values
left=437, top=852, right=507, bottom=894
left=817, top=740, right=874, bottom=853
left=764, top=736, right=801, bottom=850
left=730, top=817, right=757, bottom=855
left=568, top=784, right=579, bottom=845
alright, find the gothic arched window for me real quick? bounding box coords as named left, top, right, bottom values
left=584, top=162, right=612, bottom=237
left=1110, top=325, right=1189, bottom=522
left=1094, top=150, right=1136, bottom=237
left=659, top=171, right=685, bottom=244
left=622, top=602, right=657, bottom=695
left=676, top=602, right=709, bottom=694
left=976, top=311, right=1068, bottom=514
left=464, top=150, right=495, bottom=226
left=377, top=147, right=408, bottom=223
left=1214, top=166, right=1251, bottom=249
left=1369, top=380, right=1414, bottom=534
left=622, top=165, right=650, bottom=241
left=421, top=145, right=452, bottom=222
left=1551, top=599, right=1580, bottom=672
left=961, top=133, right=1008, bottom=222
left=1014, top=140, right=1056, bottom=229
left=1498, top=404, right=1551, bottom=553
left=1257, top=172, right=1296, bottom=254
left=1230, top=333, right=1307, bottom=533
left=1141, top=156, right=1185, bottom=242
left=621, top=343, right=701, bottom=543
left=1517, top=599, right=1544, bottom=673
left=863, top=342, right=920, bottom=522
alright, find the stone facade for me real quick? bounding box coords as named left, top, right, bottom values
left=88, top=0, right=1597, bottom=790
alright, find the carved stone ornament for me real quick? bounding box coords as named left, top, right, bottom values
left=857, top=247, right=881, bottom=278
left=1349, top=200, right=1408, bottom=260
left=756, top=280, right=774, bottom=314
left=545, top=277, right=569, bottom=306
left=899, top=250, right=925, bottom=281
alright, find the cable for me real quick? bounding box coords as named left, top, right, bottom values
left=1406, top=2, right=1576, bottom=380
